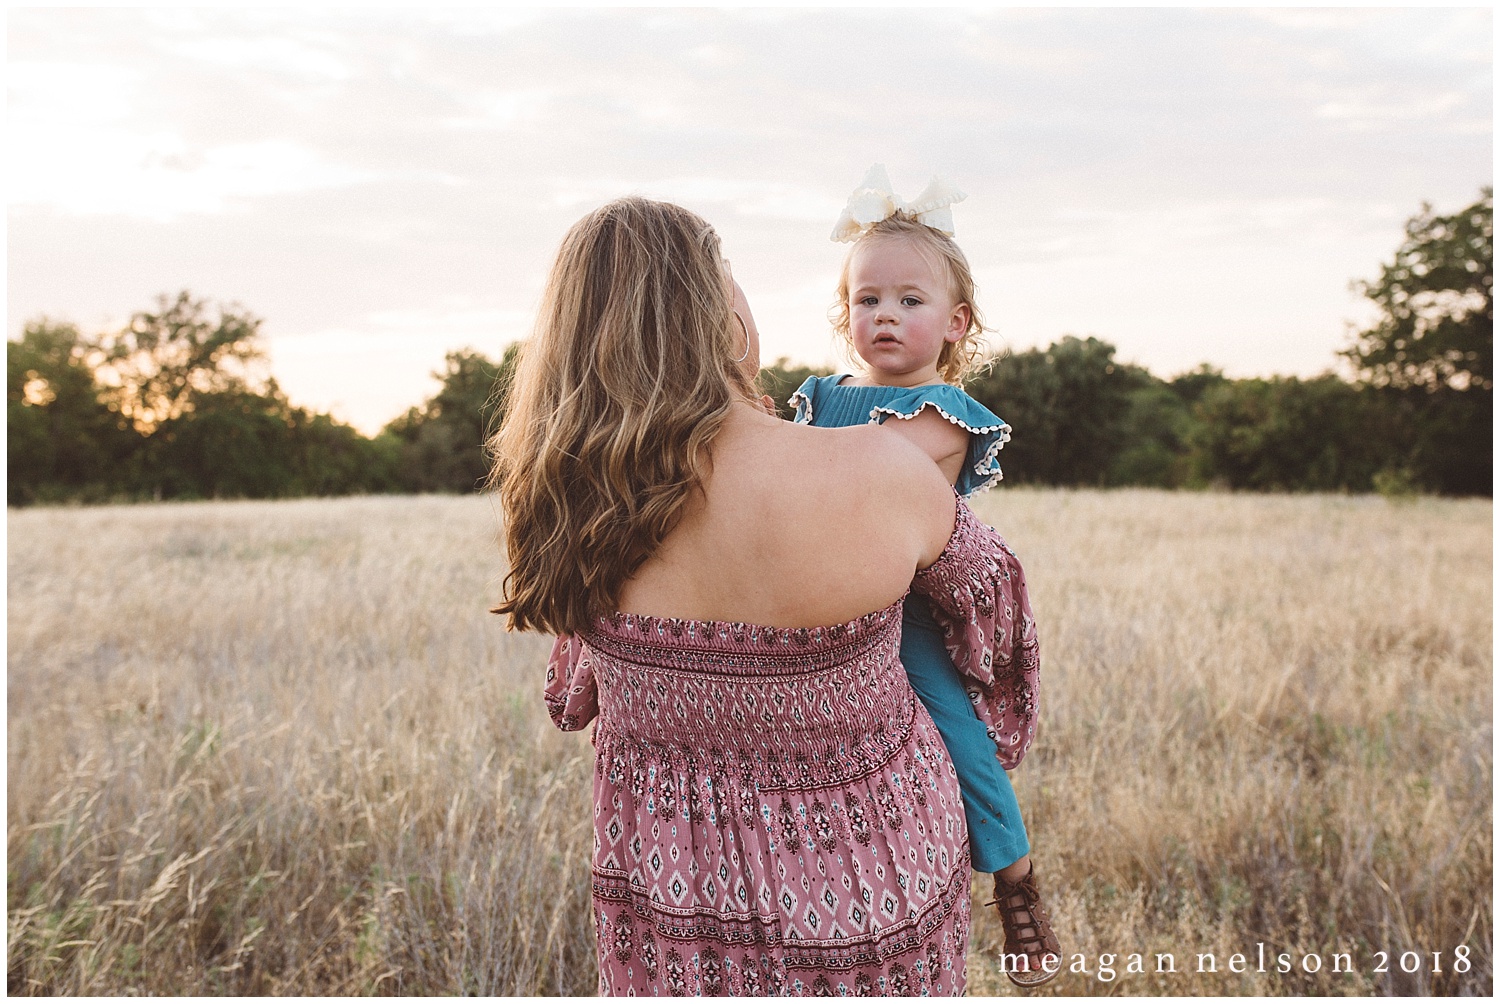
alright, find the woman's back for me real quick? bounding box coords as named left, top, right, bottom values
left=616, top=402, right=954, bottom=629
left=553, top=411, right=974, bottom=994
left=498, top=197, right=976, bottom=995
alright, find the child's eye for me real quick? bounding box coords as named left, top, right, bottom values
left=858, top=296, right=878, bottom=307
left=901, top=296, right=922, bottom=307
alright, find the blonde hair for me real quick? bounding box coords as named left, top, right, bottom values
left=829, top=213, right=987, bottom=385
left=488, top=197, right=758, bottom=635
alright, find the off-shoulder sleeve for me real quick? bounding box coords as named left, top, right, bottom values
left=544, top=633, right=599, bottom=731
left=911, top=498, right=1040, bottom=769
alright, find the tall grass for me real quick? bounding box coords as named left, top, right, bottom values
left=8, top=490, right=1491, bottom=994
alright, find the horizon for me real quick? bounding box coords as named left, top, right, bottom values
left=9, top=7, right=1491, bottom=435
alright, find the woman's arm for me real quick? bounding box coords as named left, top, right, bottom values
left=911, top=499, right=1041, bottom=769
left=544, top=634, right=598, bottom=731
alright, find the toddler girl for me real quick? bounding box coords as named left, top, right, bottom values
left=789, top=165, right=1062, bottom=987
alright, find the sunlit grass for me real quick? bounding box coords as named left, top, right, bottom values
left=7, top=490, right=1491, bottom=994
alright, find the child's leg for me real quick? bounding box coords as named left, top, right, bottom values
left=899, top=604, right=1029, bottom=873
left=903, top=598, right=1061, bottom=985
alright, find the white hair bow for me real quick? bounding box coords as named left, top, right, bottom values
left=830, top=164, right=967, bottom=243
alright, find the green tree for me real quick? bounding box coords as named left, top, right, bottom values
left=1168, top=364, right=1229, bottom=408
left=287, top=408, right=400, bottom=496
left=9, top=293, right=397, bottom=504
left=1108, top=380, right=1194, bottom=488
left=1344, top=190, right=1492, bottom=393
left=7, top=320, right=137, bottom=504
left=94, top=291, right=266, bottom=432
left=148, top=384, right=298, bottom=499
left=757, top=358, right=834, bottom=420
left=1189, top=375, right=1386, bottom=492
left=967, top=336, right=1137, bottom=485
left=1102, top=364, right=1231, bottom=489
left=136, top=379, right=395, bottom=501
left=384, top=345, right=518, bottom=493
left=1343, top=191, right=1491, bottom=495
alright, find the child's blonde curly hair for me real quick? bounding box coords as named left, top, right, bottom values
left=829, top=213, right=988, bottom=385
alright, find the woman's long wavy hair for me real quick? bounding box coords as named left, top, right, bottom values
left=488, top=197, right=757, bottom=635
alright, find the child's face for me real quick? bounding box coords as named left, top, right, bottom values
left=846, top=238, right=970, bottom=386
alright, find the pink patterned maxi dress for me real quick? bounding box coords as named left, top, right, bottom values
left=544, top=500, right=1041, bottom=995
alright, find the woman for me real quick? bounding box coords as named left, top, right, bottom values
left=490, top=197, right=1040, bottom=995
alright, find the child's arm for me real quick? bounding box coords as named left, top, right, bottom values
left=881, top=407, right=969, bottom=487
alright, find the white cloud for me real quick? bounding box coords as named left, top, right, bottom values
left=166, top=34, right=354, bottom=82
left=439, top=88, right=553, bottom=131
left=5, top=6, right=1490, bottom=428
left=8, top=59, right=378, bottom=220
left=7, top=60, right=138, bottom=125
left=10, top=132, right=379, bottom=220
left=1316, top=91, right=1471, bottom=130
left=549, top=176, right=842, bottom=223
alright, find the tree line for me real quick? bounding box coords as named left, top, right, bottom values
left=8, top=192, right=1490, bottom=505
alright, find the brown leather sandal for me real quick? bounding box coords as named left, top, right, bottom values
left=987, top=863, right=1062, bottom=988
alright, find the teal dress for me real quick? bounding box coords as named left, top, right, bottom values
left=790, top=374, right=1030, bottom=872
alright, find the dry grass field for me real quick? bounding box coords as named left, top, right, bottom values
left=7, top=489, right=1491, bottom=995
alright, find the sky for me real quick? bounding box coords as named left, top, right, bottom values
left=8, top=6, right=1493, bottom=434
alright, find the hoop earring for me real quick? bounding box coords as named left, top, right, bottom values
left=732, top=310, right=751, bottom=364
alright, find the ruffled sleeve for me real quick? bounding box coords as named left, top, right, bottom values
left=867, top=385, right=1010, bottom=497
left=911, top=498, right=1040, bottom=769
left=788, top=375, right=822, bottom=425
left=544, top=633, right=599, bottom=731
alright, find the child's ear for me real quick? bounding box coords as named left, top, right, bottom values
left=945, top=303, right=971, bottom=343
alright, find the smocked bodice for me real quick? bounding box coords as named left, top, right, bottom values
left=537, top=494, right=1040, bottom=995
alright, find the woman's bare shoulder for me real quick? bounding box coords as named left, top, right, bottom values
left=625, top=410, right=954, bottom=626
left=779, top=421, right=955, bottom=563
left=781, top=415, right=922, bottom=462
